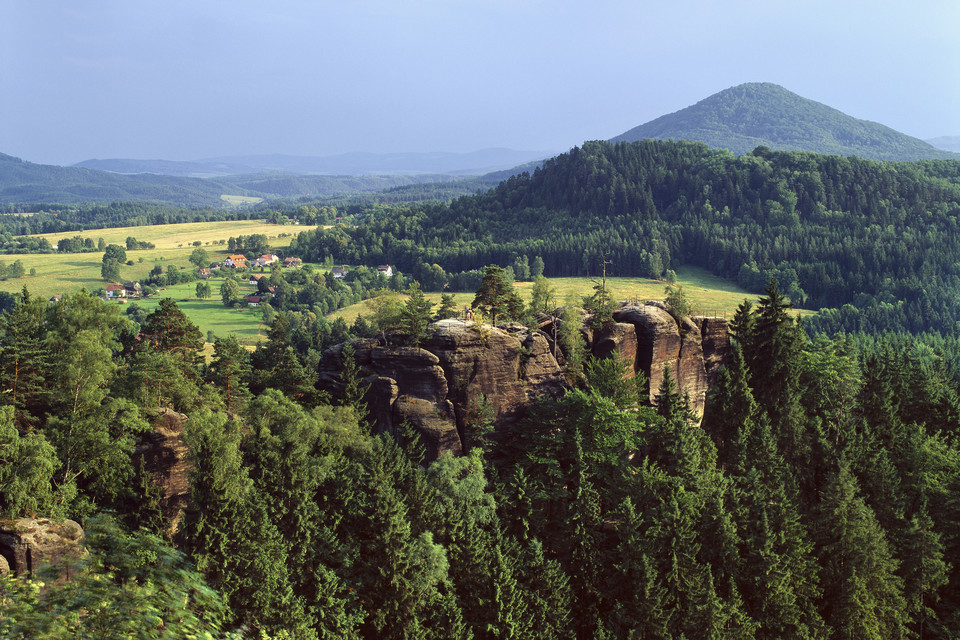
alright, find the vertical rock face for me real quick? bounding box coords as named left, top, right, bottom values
left=318, top=308, right=729, bottom=460
left=0, top=518, right=84, bottom=579
left=135, top=408, right=192, bottom=535
left=697, top=316, right=731, bottom=389
left=611, top=304, right=728, bottom=417
left=318, top=319, right=567, bottom=461
left=592, top=322, right=639, bottom=375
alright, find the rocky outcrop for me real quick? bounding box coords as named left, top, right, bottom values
left=318, top=319, right=567, bottom=461
left=0, top=518, right=84, bottom=579
left=611, top=304, right=729, bottom=417
left=592, top=322, right=640, bottom=376
left=697, top=317, right=731, bottom=389
left=134, top=408, right=192, bottom=536
left=319, top=307, right=729, bottom=460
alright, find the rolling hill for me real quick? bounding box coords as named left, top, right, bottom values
left=611, top=82, right=959, bottom=161
left=0, top=152, right=471, bottom=206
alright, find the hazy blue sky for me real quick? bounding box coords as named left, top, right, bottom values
left=2, top=0, right=958, bottom=165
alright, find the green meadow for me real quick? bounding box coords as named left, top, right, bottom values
left=327, top=265, right=814, bottom=325
left=129, top=280, right=268, bottom=345
left=0, top=220, right=302, bottom=299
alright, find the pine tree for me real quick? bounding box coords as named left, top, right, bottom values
left=398, top=282, right=435, bottom=346
left=813, top=463, right=909, bottom=639
left=208, top=335, right=253, bottom=413
left=0, top=288, right=49, bottom=428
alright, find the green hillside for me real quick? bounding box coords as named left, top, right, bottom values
left=288, top=139, right=960, bottom=334
left=0, top=153, right=473, bottom=206
left=611, top=82, right=959, bottom=161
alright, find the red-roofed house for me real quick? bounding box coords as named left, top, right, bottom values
left=224, top=255, right=247, bottom=269
left=106, top=284, right=126, bottom=298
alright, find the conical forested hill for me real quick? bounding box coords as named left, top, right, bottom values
left=611, top=82, right=958, bottom=161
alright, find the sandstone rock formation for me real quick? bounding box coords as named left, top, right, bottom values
left=611, top=303, right=729, bottom=417
left=0, top=517, right=84, bottom=579
left=319, top=306, right=729, bottom=460
left=134, top=408, right=192, bottom=535
left=318, top=320, right=567, bottom=461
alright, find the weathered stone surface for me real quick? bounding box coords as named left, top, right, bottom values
left=393, top=398, right=461, bottom=460
left=427, top=319, right=525, bottom=420
left=614, top=304, right=681, bottom=403
left=135, top=408, right=191, bottom=535
left=369, top=347, right=447, bottom=403
left=365, top=375, right=399, bottom=436
left=319, top=306, right=728, bottom=459
left=0, top=518, right=84, bottom=579
left=521, top=332, right=566, bottom=391
left=592, top=322, right=639, bottom=376
left=677, top=317, right=708, bottom=415
left=611, top=304, right=729, bottom=418
left=697, top=316, right=730, bottom=388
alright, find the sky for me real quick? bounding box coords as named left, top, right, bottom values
left=1, top=0, right=958, bottom=166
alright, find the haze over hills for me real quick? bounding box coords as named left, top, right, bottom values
left=611, top=83, right=960, bottom=161
left=73, top=148, right=556, bottom=178
left=0, top=152, right=474, bottom=207
left=928, top=136, right=960, bottom=153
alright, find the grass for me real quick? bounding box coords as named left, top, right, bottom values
left=326, top=265, right=815, bottom=324
left=114, top=280, right=268, bottom=345
left=0, top=220, right=307, bottom=299
left=220, top=194, right=264, bottom=206
left=28, top=219, right=299, bottom=250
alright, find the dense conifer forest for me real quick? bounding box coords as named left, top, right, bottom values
left=2, top=275, right=960, bottom=638
left=288, top=139, right=960, bottom=334
left=5, top=139, right=960, bottom=638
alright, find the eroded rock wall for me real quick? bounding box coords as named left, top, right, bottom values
left=0, top=518, right=84, bottom=579
left=319, top=307, right=729, bottom=461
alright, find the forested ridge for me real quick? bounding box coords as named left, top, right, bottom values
left=2, top=280, right=960, bottom=638
left=609, top=83, right=960, bottom=161
left=289, top=139, right=960, bottom=333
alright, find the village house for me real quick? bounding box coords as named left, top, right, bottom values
left=208, top=262, right=221, bottom=271
left=377, top=265, right=394, bottom=278
left=331, top=265, right=348, bottom=279
left=245, top=294, right=262, bottom=307
left=256, top=254, right=279, bottom=267
left=224, top=254, right=247, bottom=269
left=283, top=257, right=302, bottom=268
left=250, top=274, right=266, bottom=285
left=124, top=281, right=142, bottom=298
left=198, top=268, right=211, bottom=279
left=105, top=284, right=126, bottom=299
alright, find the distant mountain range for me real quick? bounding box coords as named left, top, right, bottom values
left=3, top=83, right=959, bottom=206
left=611, top=83, right=959, bottom=161
left=0, top=152, right=470, bottom=207
left=72, top=148, right=556, bottom=178
left=927, top=136, right=960, bottom=153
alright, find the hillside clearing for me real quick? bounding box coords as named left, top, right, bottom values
left=327, top=266, right=814, bottom=325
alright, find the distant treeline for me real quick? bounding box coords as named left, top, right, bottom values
left=0, top=201, right=263, bottom=238
left=287, top=140, right=960, bottom=334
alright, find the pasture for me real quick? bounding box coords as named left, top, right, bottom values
left=327, top=266, right=814, bottom=324
left=0, top=220, right=305, bottom=299
left=129, top=280, right=268, bottom=345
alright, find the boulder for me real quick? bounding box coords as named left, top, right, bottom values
left=0, top=517, right=84, bottom=579
left=135, top=408, right=191, bottom=535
